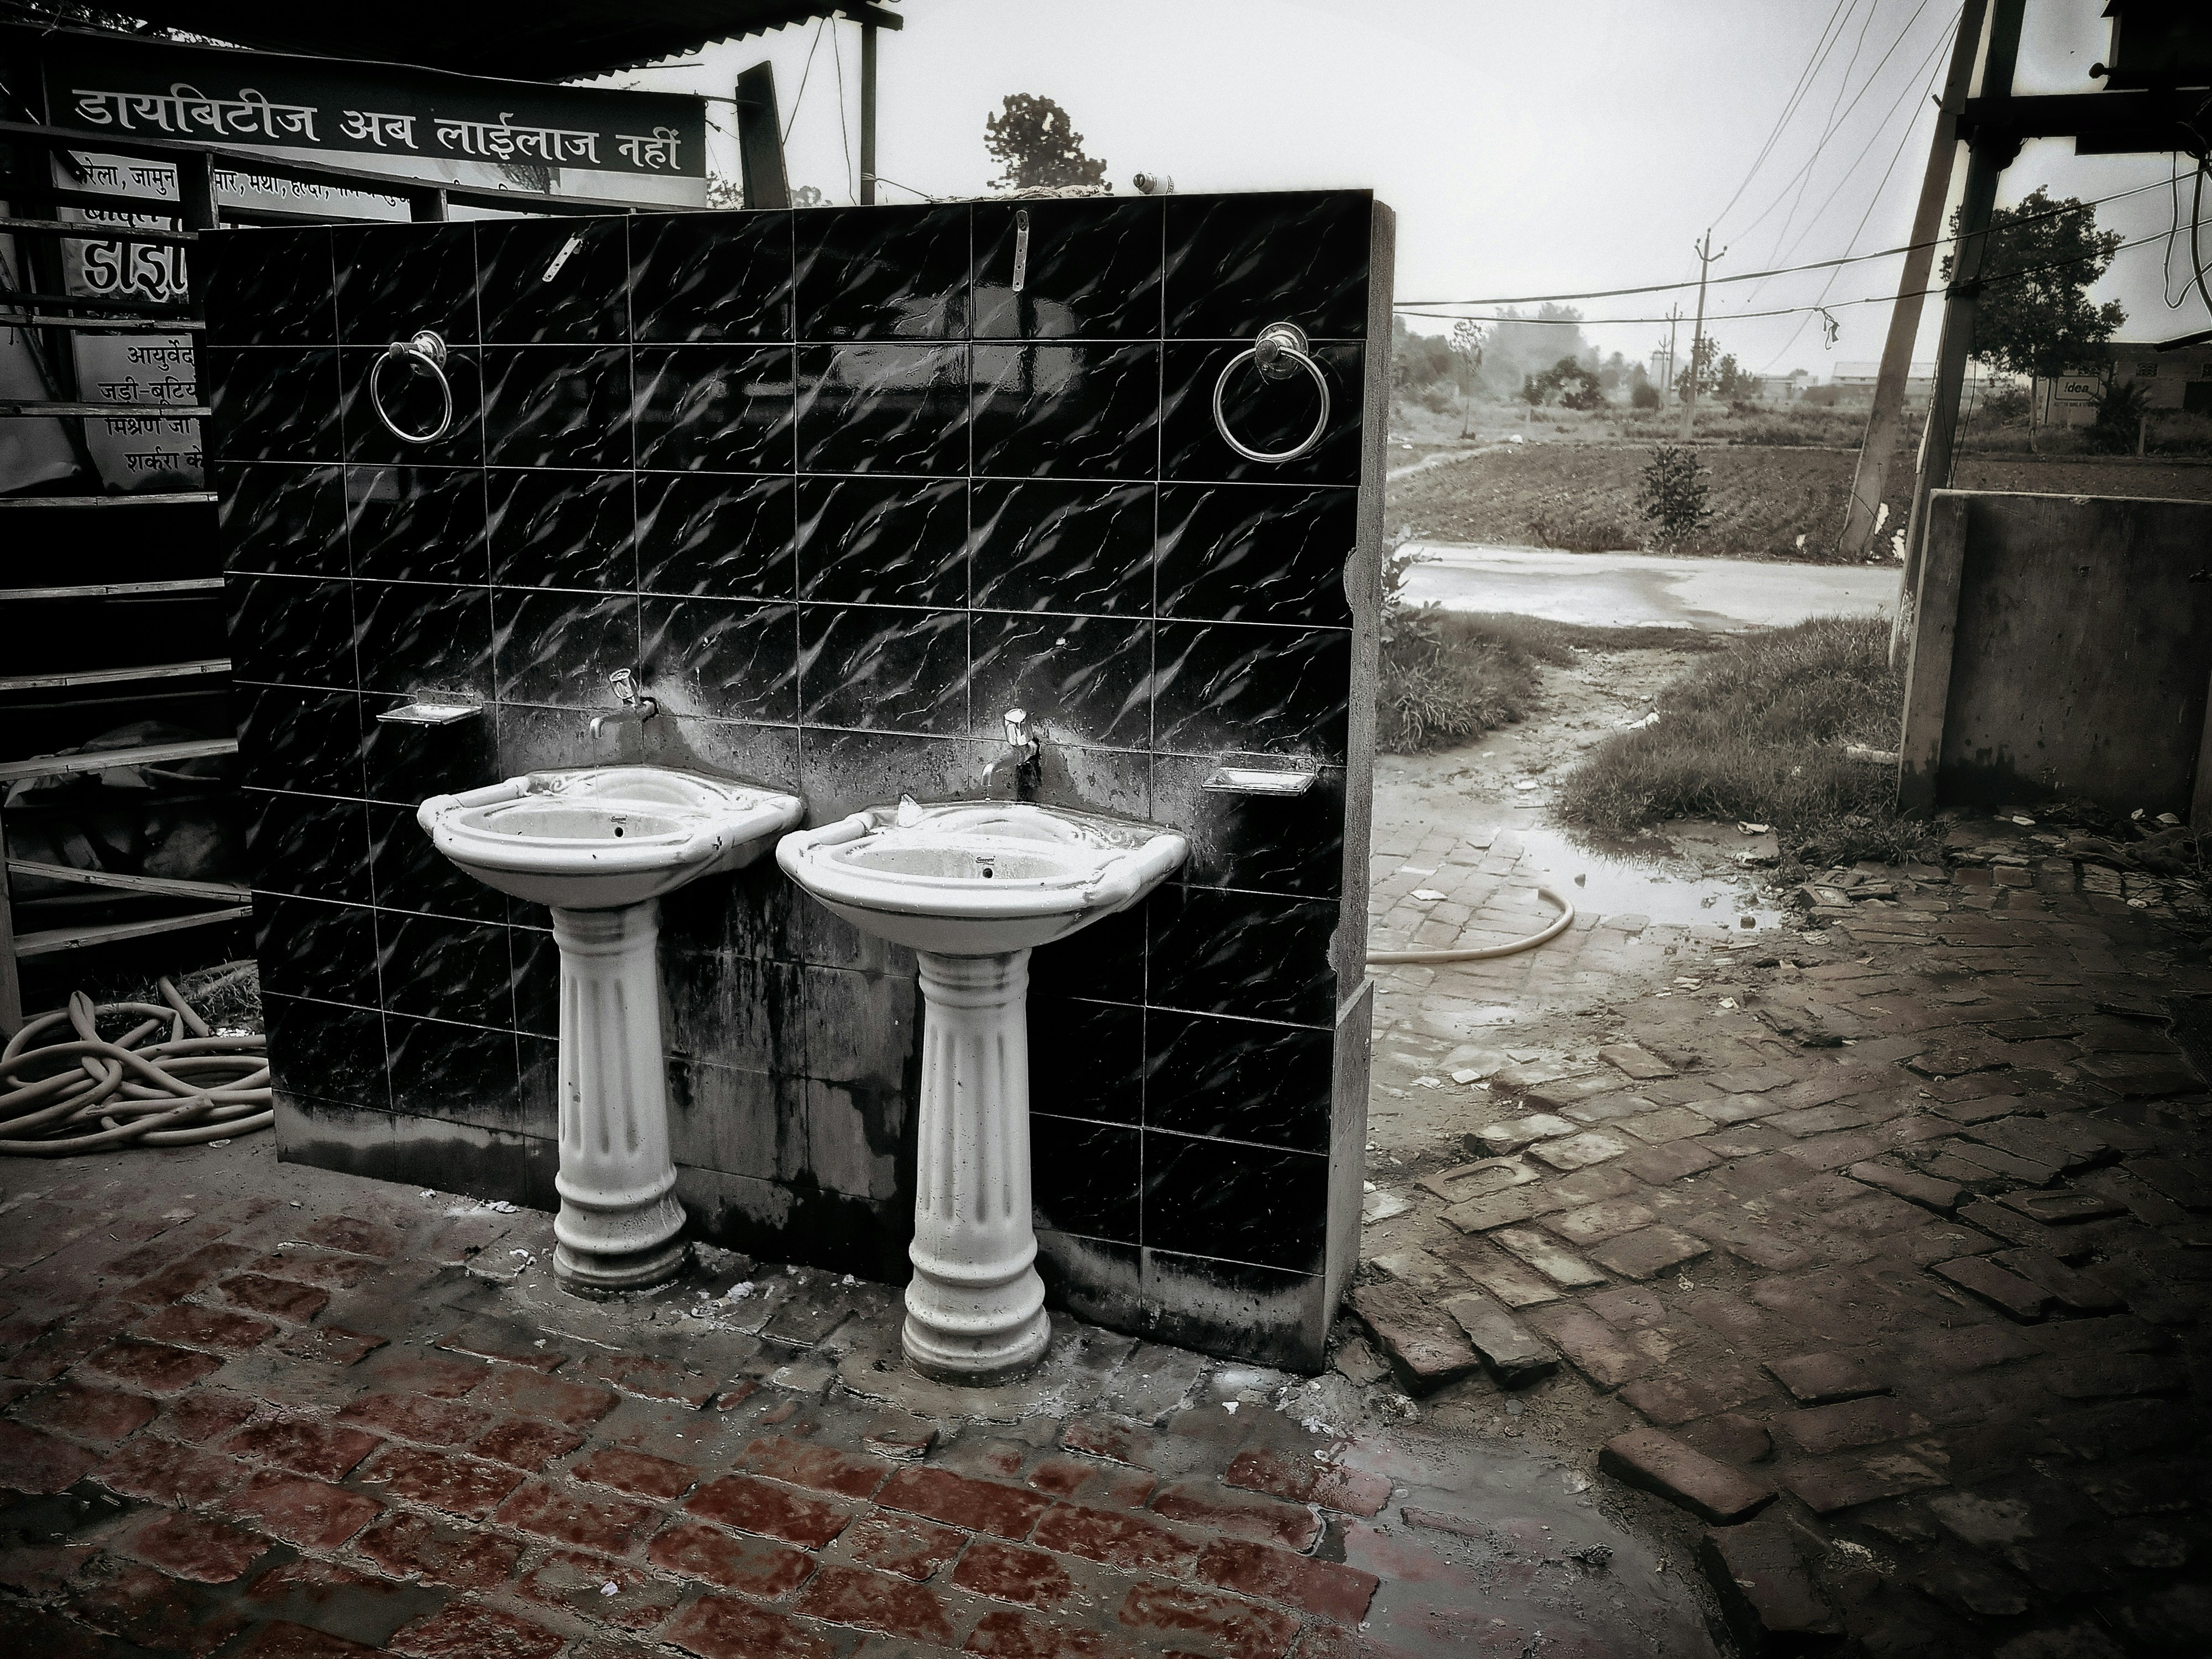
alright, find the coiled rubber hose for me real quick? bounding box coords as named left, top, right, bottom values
left=0, top=976, right=270, bottom=1156
left=1366, top=885, right=1577, bottom=964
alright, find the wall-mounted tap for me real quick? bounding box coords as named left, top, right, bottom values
left=978, top=707, right=1041, bottom=800
left=589, top=669, right=660, bottom=740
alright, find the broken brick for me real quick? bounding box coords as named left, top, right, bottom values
left=1196, top=1537, right=1380, bottom=1624
left=1698, top=1520, right=1840, bottom=1655
left=354, top=1510, right=522, bottom=1590
left=1600, top=1428, right=1773, bottom=1523
left=1345, top=1281, right=1481, bottom=1395
left=1224, top=1447, right=1390, bottom=1516
left=1934, top=1256, right=2052, bottom=1322
left=1441, top=1291, right=1559, bottom=1387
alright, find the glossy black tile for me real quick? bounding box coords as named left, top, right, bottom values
left=1146, top=886, right=1338, bottom=1027
left=972, top=343, right=1159, bottom=479
left=1144, top=1009, right=1332, bottom=1152
left=1156, top=484, right=1355, bottom=626
left=1026, top=999, right=1142, bottom=1126
left=337, top=346, right=483, bottom=469
left=792, top=729, right=982, bottom=847
left=636, top=474, right=795, bottom=599
left=216, top=463, right=347, bottom=577
left=634, top=346, right=794, bottom=473
left=244, top=790, right=371, bottom=904
left=796, top=205, right=969, bottom=341
left=197, top=227, right=335, bottom=346
left=1141, top=1130, right=1328, bottom=1272
left=1161, top=342, right=1361, bottom=487
left=667, top=1060, right=802, bottom=1182
left=477, top=217, right=627, bottom=343
left=362, top=699, right=496, bottom=807
left=796, top=477, right=966, bottom=607
left=968, top=613, right=1150, bottom=750
left=354, top=581, right=495, bottom=699
left=1152, top=621, right=1350, bottom=763
left=1032, top=1115, right=1140, bottom=1245
left=795, top=345, right=969, bottom=476
left=487, top=469, right=633, bottom=590
left=508, top=926, right=559, bottom=1036
left=1164, top=191, right=1371, bottom=340
left=492, top=589, right=639, bottom=708
left=800, top=965, right=917, bottom=1087
left=254, top=894, right=377, bottom=1005
left=972, top=197, right=1162, bottom=340
left=375, top=911, right=513, bottom=1027
left=1027, top=896, right=1143, bottom=1006
left=333, top=221, right=477, bottom=345
left=517, top=1033, right=561, bottom=1139
left=1150, top=755, right=1345, bottom=899
left=969, top=481, right=1153, bottom=615
left=263, top=994, right=387, bottom=1109
left=226, top=574, right=354, bottom=688
left=367, top=800, right=502, bottom=922
left=236, top=685, right=362, bottom=796
left=663, top=953, right=799, bottom=1073
left=798, top=604, right=966, bottom=734
left=1138, top=1249, right=1321, bottom=1370
left=641, top=598, right=799, bottom=724
left=630, top=210, right=793, bottom=342
left=346, top=466, right=488, bottom=585
left=482, top=346, right=630, bottom=469
left=203, top=349, right=341, bottom=463
left=384, top=1014, right=522, bottom=1128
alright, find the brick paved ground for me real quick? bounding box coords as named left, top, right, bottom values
left=1353, top=809, right=2212, bottom=1657
left=0, top=1140, right=1715, bottom=1658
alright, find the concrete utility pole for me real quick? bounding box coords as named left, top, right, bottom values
left=1836, top=0, right=1991, bottom=563
left=1681, top=232, right=1725, bottom=439
left=1662, top=304, right=1683, bottom=405
left=859, top=18, right=878, bottom=204
left=1893, top=0, right=2026, bottom=663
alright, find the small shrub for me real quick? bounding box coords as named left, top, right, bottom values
left=1635, top=444, right=1711, bottom=550
left=1631, top=381, right=1661, bottom=410
left=2086, top=377, right=2150, bottom=455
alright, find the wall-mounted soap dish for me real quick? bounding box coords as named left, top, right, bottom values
left=1202, top=754, right=1319, bottom=797
left=376, top=694, right=481, bottom=727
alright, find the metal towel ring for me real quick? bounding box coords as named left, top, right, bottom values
left=370, top=330, right=454, bottom=445
left=1212, top=321, right=1329, bottom=464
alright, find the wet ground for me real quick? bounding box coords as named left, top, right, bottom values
left=1401, top=543, right=1896, bottom=631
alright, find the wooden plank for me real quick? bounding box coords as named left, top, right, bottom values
left=1896, top=492, right=1972, bottom=814
left=0, top=497, right=215, bottom=514
left=0, top=659, right=231, bottom=692
left=0, top=401, right=210, bottom=418
left=0, top=315, right=205, bottom=333
left=0, top=288, right=193, bottom=317
left=14, top=906, right=254, bottom=958
left=0, top=738, right=236, bottom=782
left=0, top=217, right=195, bottom=244
left=6, top=860, right=251, bottom=902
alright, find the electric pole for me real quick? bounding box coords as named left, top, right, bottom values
left=1681, top=231, right=1725, bottom=440
left=1662, top=305, right=1683, bottom=406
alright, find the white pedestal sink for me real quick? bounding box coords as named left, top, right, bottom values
left=778, top=800, right=1187, bottom=1383
left=419, top=766, right=803, bottom=1295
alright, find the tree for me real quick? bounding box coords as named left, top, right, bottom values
left=1636, top=445, right=1710, bottom=550
left=1449, top=320, right=1484, bottom=436
left=1673, top=332, right=1720, bottom=402
left=984, top=95, right=1108, bottom=194
left=1713, top=354, right=1754, bottom=401
left=1535, top=355, right=1604, bottom=411
left=1947, top=187, right=2125, bottom=444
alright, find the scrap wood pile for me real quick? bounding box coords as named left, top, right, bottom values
left=0, top=970, right=269, bottom=1155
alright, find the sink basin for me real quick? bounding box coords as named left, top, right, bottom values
left=779, top=798, right=1186, bottom=1385
left=420, top=766, right=804, bottom=910
left=419, top=765, right=804, bottom=1296
left=777, top=799, right=1187, bottom=956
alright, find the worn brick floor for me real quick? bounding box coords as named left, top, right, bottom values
left=1352, top=810, right=2212, bottom=1656
left=0, top=1137, right=1715, bottom=1658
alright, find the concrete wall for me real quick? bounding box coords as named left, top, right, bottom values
left=1898, top=489, right=2212, bottom=818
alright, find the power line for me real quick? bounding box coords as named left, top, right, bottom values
left=1712, top=0, right=1856, bottom=229
left=1762, top=0, right=1890, bottom=262
left=1394, top=176, right=2177, bottom=311
left=782, top=17, right=828, bottom=144
left=1394, top=227, right=2168, bottom=328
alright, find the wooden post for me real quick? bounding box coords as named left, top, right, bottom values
left=1896, top=491, right=1973, bottom=813
left=1836, top=0, right=1989, bottom=564
left=410, top=188, right=450, bottom=223
left=859, top=20, right=878, bottom=205
left=177, top=149, right=218, bottom=231
left=734, top=61, right=791, bottom=210
left=1893, top=0, right=2026, bottom=665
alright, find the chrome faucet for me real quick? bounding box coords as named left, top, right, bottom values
left=589, top=669, right=659, bottom=740
left=978, top=707, right=1040, bottom=800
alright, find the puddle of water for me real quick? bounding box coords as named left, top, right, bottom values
left=1507, top=825, right=1785, bottom=930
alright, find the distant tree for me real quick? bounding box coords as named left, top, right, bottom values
left=1536, top=354, right=1604, bottom=411
left=1631, top=379, right=1662, bottom=410
left=705, top=176, right=825, bottom=209
left=1713, top=354, right=1754, bottom=401
left=791, top=184, right=826, bottom=207
left=1947, top=187, right=2124, bottom=447
left=1674, top=332, right=1721, bottom=402
left=1518, top=373, right=1546, bottom=423
left=984, top=95, right=1108, bottom=194
left=1450, top=320, right=1484, bottom=436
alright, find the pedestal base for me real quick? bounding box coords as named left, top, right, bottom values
left=549, top=901, right=688, bottom=1296
left=903, top=948, right=1051, bottom=1384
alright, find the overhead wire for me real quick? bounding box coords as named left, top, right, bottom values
left=1713, top=0, right=1858, bottom=232
left=830, top=14, right=857, bottom=202
left=782, top=16, right=828, bottom=144
left=1762, top=0, right=1890, bottom=264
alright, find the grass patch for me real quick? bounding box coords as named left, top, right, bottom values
left=1555, top=615, right=1939, bottom=866
left=1378, top=610, right=1720, bottom=755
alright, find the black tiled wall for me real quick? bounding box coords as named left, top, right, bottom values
left=202, top=191, right=1388, bottom=1370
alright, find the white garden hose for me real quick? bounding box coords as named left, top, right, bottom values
left=1366, top=885, right=1577, bottom=964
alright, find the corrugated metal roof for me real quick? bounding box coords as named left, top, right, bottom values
left=45, top=2, right=902, bottom=82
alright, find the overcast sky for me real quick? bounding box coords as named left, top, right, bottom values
left=591, top=0, right=2205, bottom=379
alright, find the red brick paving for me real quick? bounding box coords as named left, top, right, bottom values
left=645, top=1518, right=818, bottom=1595
left=15, top=1379, right=158, bottom=1444
left=685, top=1472, right=853, bottom=1548
left=336, top=1391, right=489, bottom=1446
left=571, top=1445, right=697, bottom=1500
left=221, top=1272, right=333, bottom=1323
left=223, top=1469, right=382, bottom=1549
left=835, top=1512, right=968, bottom=1580
left=493, top=1479, right=656, bottom=1553
left=791, top=1561, right=957, bottom=1644
left=662, top=1593, right=836, bottom=1659
left=80, top=1337, right=223, bottom=1392
left=470, top=1416, right=584, bottom=1470
left=122, top=1511, right=269, bottom=1583
left=352, top=1511, right=521, bottom=1590
left=387, top=1600, right=564, bottom=1659
left=134, top=1302, right=278, bottom=1353
left=220, top=1417, right=382, bottom=1481
left=466, top=1366, right=617, bottom=1428
left=879, top=1465, right=1051, bottom=1540
left=94, top=1435, right=246, bottom=1506
left=359, top=1444, right=525, bottom=1519
left=0, top=1416, right=98, bottom=1492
